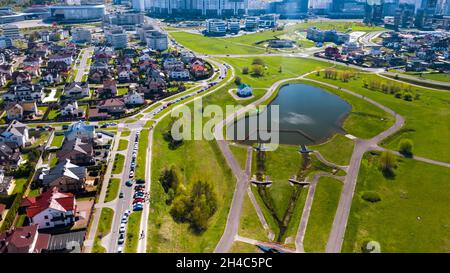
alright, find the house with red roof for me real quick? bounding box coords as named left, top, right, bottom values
left=190, top=60, right=209, bottom=78
left=0, top=224, right=50, bottom=253
left=24, top=187, right=76, bottom=230
left=97, top=98, right=125, bottom=114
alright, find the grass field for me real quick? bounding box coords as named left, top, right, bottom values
left=230, top=241, right=260, bottom=253
left=238, top=194, right=268, bottom=241
left=343, top=152, right=450, bottom=253
left=104, top=178, right=120, bottom=203
left=229, top=144, right=249, bottom=170
left=310, top=134, right=355, bottom=166
left=125, top=211, right=142, bottom=253
left=135, top=129, right=149, bottom=180
left=112, top=154, right=125, bottom=175
left=170, top=21, right=383, bottom=55
left=220, top=57, right=331, bottom=89
left=92, top=208, right=114, bottom=253
left=118, top=139, right=128, bottom=151
left=306, top=72, right=450, bottom=162
left=147, top=116, right=235, bottom=252
left=50, top=134, right=64, bottom=148
left=121, top=129, right=131, bottom=137
left=303, top=177, right=342, bottom=252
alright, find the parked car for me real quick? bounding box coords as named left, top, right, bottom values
left=119, top=192, right=124, bottom=198
left=125, top=180, right=133, bottom=187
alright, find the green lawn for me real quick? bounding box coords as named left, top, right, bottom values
left=112, top=154, right=125, bottom=175
left=92, top=208, right=114, bottom=253
left=135, top=129, right=149, bottom=180
left=310, top=134, right=355, bottom=166
left=421, top=73, right=450, bottom=83
left=104, top=178, right=120, bottom=203
left=229, top=144, right=249, bottom=170
left=147, top=116, right=235, bottom=253
left=306, top=72, right=450, bottom=163
left=170, top=31, right=266, bottom=55
left=238, top=194, right=268, bottom=241
left=221, top=56, right=331, bottom=89
left=47, top=109, right=59, bottom=120
left=343, top=152, right=450, bottom=253
left=230, top=241, right=260, bottom=253
left=303, top=177, right=343, bottom=252
left=118, top=139, right=128, bottom=151
left=125, top=211, right=142, bottom=253
left=170, top=21, right=383, bottom=55
left=50, top=135, right=64, bottom=148
left=121, top=129, right=131, bottom=137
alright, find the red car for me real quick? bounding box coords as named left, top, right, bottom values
left=133, top=198, right=145, bottom=203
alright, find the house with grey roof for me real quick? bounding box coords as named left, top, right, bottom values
left=0, top=120, right=30, bottom=147
left=41, top=159, right=86, bottom=193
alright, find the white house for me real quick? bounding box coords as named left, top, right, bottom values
left=124, top=90, right=145, bottom=105
left=0, top=120, right=30, bottom=147
left=25, top=187, right=76, bottom=230
left=61, top=101, right=83, bottom=117
left=169, top=68, right=190, bottom=80
left=64, top=121, right=95, bottom=141
left=64, top=82, right=90, bottom=98
left=48, top=53, right=73, bottom=65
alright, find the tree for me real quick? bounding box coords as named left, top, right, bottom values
left=398, top=139, right=413, bottom=156
left=234, top=76, right=242, bottom=86
left=242, top=66, right=249, bottom=74
left=252, top=57, right=265, bottom=66
left=169, top=180, right=218, bottom=232
left=159, top=166, right=181, bottom=193
left=251, top=64, right=264, bottom=77
left=379, top=151, right=396, bottom=176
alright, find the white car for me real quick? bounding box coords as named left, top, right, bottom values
left=119, top=226, right=126, bottom=233
left=117, top=246, right=123, bottom=253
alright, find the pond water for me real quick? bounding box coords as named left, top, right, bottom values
left=226, top=83, right=351, bottom=145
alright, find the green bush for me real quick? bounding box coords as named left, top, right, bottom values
left=361, top=191, right=381, bottom=203
left=398, top=138, right=413, bottom=155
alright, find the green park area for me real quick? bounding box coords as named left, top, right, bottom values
left=310, top=134, right=354, bottom=166
left=104, top=178, right=120, bottom=203
left=230, top=241, right=259, bottom=253
left=238, top=194, right=268, bottom=242
left=135, top=129, right=149, bottom=180
left=306, top=70, right=450, bottom=162
left=118, top=139, right=129, bottom=151
left=112, top=154, right=125, bottom=175
left=92, top=208, right=114, bottom=253
left=170, top=21, right=384, bottom=55
left=125, top=211, right=142, bottom=253
left=303, top=177, right=342, bottom=252
left=343, top=152, right=450, bottom=253
left=50, top=134, right=65, bottom=148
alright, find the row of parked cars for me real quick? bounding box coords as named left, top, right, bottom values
left=116, top=209, right=132, bottom=253
left=129, top=130, right=140, bottom=179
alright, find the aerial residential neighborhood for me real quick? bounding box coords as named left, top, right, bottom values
left=0, top=0, right=448, bottom=266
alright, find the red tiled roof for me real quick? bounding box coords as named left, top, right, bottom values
left=98, top=98, right=125, bottom=108
left=25, top=187, right=75, bottom=218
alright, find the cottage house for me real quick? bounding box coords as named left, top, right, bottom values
left=41, top=160, right=86, bottom=193
left=64, top=121, right=95, bottom=142
left=24, top=187, right=76, bottom=229
left=56, top=138, right=94, bottom=166
left=64, top=82, right=90, bottom=98
left=97, top=98, right=125, bottom=114
left=0, top=120, right=30, bottom=147
left=0, top=143, right=21, bottom=167
left=124, top=90, right=145, bottom=105
left=0, top=224, right=50, bottom=253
